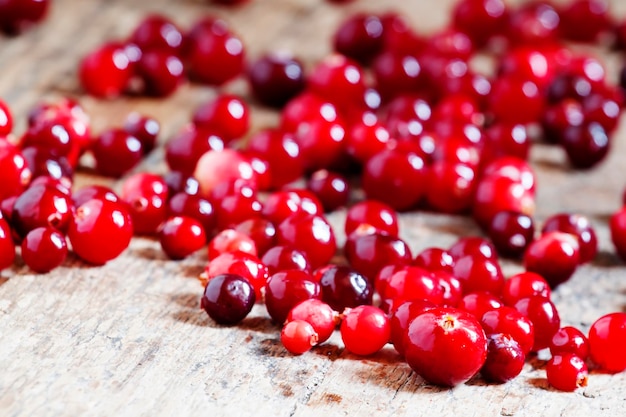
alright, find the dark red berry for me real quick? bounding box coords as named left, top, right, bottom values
left=344, top=231, right=412, bottom=281
left=480, top=333, right=525, bottom=383
left=333, top=13, right=384, bottom=65
left=12, top=184, right=73, bottom=237
left=513, top=296, right=560, bottom=352
left=542, top=213, right=597, bottom=264
left=276, top=213, right=336, bottom=269
left=307, top=170, right=350, bottom=212
left=159, top=216, right=206, bottom=260
left=286, top=299, right=337, bottom=345
left=319, top=265, right=373, bottom=312
left=261, top=245, right=311, bottom=276
left=389, top=299, right=437, bottom=356
left=488, top=211, right=535, bottom=258
left=205, top=251, right=269, bottom=300
left=0, top=217, right=15, bottom=270
left=165, top=124, right=225, bottom=176
left=130, top=14, right=183, bottom=54
left=201, top=273, right=255, bottom=325
left=92, top=129, right=143, bottom=177
left=458, top=291, right=503, bottom=320
left=481, top=306, right=535, bottom=355
left=264, top=269, right=320, bottom=324
left=193, top=94, right=249, bottom=143
left=501, top=271, right=551, bottom=307
left=247, top=53, right=306, bottom=107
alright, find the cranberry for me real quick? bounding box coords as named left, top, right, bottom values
left=20, top=120, right=73, bottom=158
left=481, top=306, right=535, bottom=355
left=501, top=271, right=551, bottom=307
left=344, top=232, right=412, bottom=281
left=120, top=173, right=168, bottom=235
left=383, top=95, right=432, bottom=140
left=281, top=320, right=318, bottom=355
left=473, top=175, right=535, bottom=230
left=452, top=0, right=508, bottom=47
left=135, top=50, right=184, bottom=97
left=91, top=129, right=142, bottom=177
left=372, top=51, right=427, bottom=101
left=0, top=141, right=31, bottom=201
left=123, top=113, right=159, bottom=154
left=293, top=112, right=347, bottom=172
left=480, top=334, right=525, bottom=384
left=513, top=296, right=560, bottom=352
left=286, top=299, right=337, bottom=344
left=261, top=245, right=311, bottom=276
left=340, top=305, right=390, bottom=356
left=167, top=192, right=215, bottom=237
left=318, top=265, right=373, bottom=312
left=379, top=13, right=425, bottom=55
left=383, top=266, right=443, bottom=309
left=481, top=156, right=536, bottom=193
left=404, top=307, right=487, bottom=386
left=72, top=185, right=118, bottom=208
left=205, top=251, right=268, bottom=300
left=163, top=171, right=199, bottom=197
left=449, top=236, right=498, bottom=261
left=192, top=95, right=249, bottom=142
left=507, top=1, right=561, bottom=46
left=214, top=186, right=263, bottom=230
left=588, top=312, right=626, bottom=373
left=482, top=123, right=531, bottom=166
left=561, top=122, right=610, bottom=169
left=265, top=270, right=320, bottom=324
left=550, top=326, right=589, bottom=360
left=524, top=231, right=580, bottom=288
left=345, top=200, right=398, bottom=237
left=542, top=99, right=585, bottom=144
left=0, top=218, right=15, bottom=270
left=275, top=213, right=336, bottom=269
left=68, top=199, right=133, bottom=265
left=452, top=255, right=504, bottom=296
left=79, top=42, right=132, bottom=98
left=610, top=206, right=626, bottom=260
left=246, top=128, right=303, bottom=189
left=541, top=213, right=597, bottom=264
left=12, top=184, right=73, bottom=237
left=546, top=353, right=588, bottom=392
left=559, top=0, right=610, bottom=43
left=165, top=124, right=225, bottom=176
left=389, top=299, right=437, bottom=356
left=333, top=13, right=384, bottom=65
left=208, top=229, right=257, bottom=260
left=488, top=211, right=535, bottom=258
left=344, top=115, right=390, bottom=165
left=362, top=148, right=426, bottom=211
left=194, top=149, right=257, bottom=198
left=414, top=247, right=455, bottom=274
left=431, top=135, right=482, bottom=169
left=306, top=170, right=349, bottom=212
left=21, top=226, right=67, bottom=273
left=458, top=291, right=503, bottom=320
left=0, top=0, right=49, bottom=34
left=21, top=146, right=73, bottom=183
left=247, top=52, right=306, bottom=107
left=262, top=190, right=322, bottom=226
left=158, top=216, right=206, bottom=260
left=186, top=23, right=244, bottom=85
left=130, top=14, right=183, bottom=54
left=488, top=76, right=544, bottom=124
left=425, top=161, right=476, bottom=214
left=201, top=273, right=255, bottom=325
left=234, top=218, right=275, bottom=257
left=435, top=272, right=463, bottom=307
left=0, top=99, right=12, bottom=136
left=308, top=54, right=367, bottom=112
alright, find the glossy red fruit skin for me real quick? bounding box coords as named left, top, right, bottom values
left=523, top=231, right=580, bottom=288
left=201, top=273, right=255, bottom=325
left=345, top=200, right=398, bottom=237
left=481, top=306, right=535, bottom=355
left=561, top=122, right=610, bottom=170
left=286, top=299, right=336, bottom=344
left=482, top=123, right=531, bottom=165
left=136, top=50, right=184, bottom=97
left=425, top=161, right=476, bottom=214
left=383, top=266, right=443, bottom=310
left=121, top=173, right=168, bottom=236
left=308, top=54, right=367, bottom=112
left=481, top=156, right=536, bottom=193
left=79, top=42, right=132, bottom=98
left=12, top=184, right=73, bottom=238
left=193, top=95, right=249, bottom=142
left=281, top=320, right=318, bottom=355
left=449, top=236, right=498, bottom=261
left=20, top=119, right=73, bottom=158
left=452, top=0, right=508, bottom=47
left=68, top=199, right=133, bottom=265
left=413, top=247, right=455, bottom=274
left=488, top=211, right=535, bottom=258
left=208, top=229, right=257, bottom=260
left=167, top=192, right=215, bottom=237
left=262, top=190, right=322, bottom=226
left=0, top=100, right=12, bottom=135
left=473, top=175, right=535, bottom=230
left=588, top=312, right=626, bottom=373
left=92, top=129, right=143, bottom=177
left=389, top=299, right=437, bottom=356
left=501, top=271, right=551, bottom=307
left=404, top=307, right=488, bottom=387
left=265, top=270, right=321, bottom=324
left=513, top=296, right=560, bottom=352
left=246, top=128, right=303, bottom=189
left=165, top=124, right=225, bottom=176
left=610, top=207, right=626, bottom=261
left=193, top=149, right=258, bottom=199
left=248, top=53, right=306, bottom=108
left=186, top=24, right=244, bottom=85
left=507, top=1, right=561, bottom=46
left=333, top=13, right=384, bottom=65
left=0, top=141, right=31, bottom=201
left=480, top=333, right=525, bottom=383
left=318, top=265, right=373, bottom=313
left=344, top=231, right=412, bottom=282
left=20, top=227, right=67, bottom=273
left=276, top=213, right=336, bottom=269
left=261, top=245, right=311, bottom=276
left=559, top=0, right=610, bottom=43
left=130, top=14, right=183, bottom=54
left=550, top=326, right=589, bottom=360
left=541, top=213, right=597, bottom=264
left=452, top=255, right=504, bottom=296
left=234, top=218, right=276, bottom=257
left=362, top=149, right=426, bottom=211
left=488, top=76, right=544, bottom=124
left=340, top=305, right=390, bottom=356
left=159, top=216, right=206, bottom=260
left=546, top=353, right=588, bottom=392
left=0, top=217, right=15, bottom=270
left=307, top=170, right=350, bottom=212
left=214, top=186, right=263, bottom=231
left=458, top=291, right=503, bottom=320
left=205, top=251, right=269, bottom=300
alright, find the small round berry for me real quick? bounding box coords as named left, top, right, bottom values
left=523, top=231, right=580, bottom=288
left=281, top=320, right=318, bottom=355
left=550, top=326, right=589, bottom=360
left=21, top=227, right=67, bottom=273
left=248, top=52, right=306, bottom=107
left=92, top=129, right=143, bottom=177
left=79, top=42, right=132, bottom=98
left=286, top=299, right=337, bottom=344
left=501, top=271, right=551, bottom=307
left=201, top=273, right=255, bottom=325
left=513, top=296, right=560, bottom=352
left=481, top=333, right=525, bottom=384
left=546, top=354, right=588, bottom=392
left=340, top=305, right=390, bottom=356
left=208, top=229, right=257, bottom=260
left=319, top=265, right=373, bottom=312
left=588, top=312, right=626, bottom=373
left=542, top=213, right=597, bottom=264
left=159, top=216, right=206, bottom=260
left=265, top=270, right=320, bottom=324
left=0, top=218, right=15, bottom=270
left=345, top=200, right=398, bottom=237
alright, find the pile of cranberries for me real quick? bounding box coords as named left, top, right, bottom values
left=3, top=0, right=626, bottom=392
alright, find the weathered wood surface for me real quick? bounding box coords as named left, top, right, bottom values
left=1, top=0, right=626, bottom=416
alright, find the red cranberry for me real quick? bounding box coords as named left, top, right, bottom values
left=345, top=200, right=398, bottom=237
left=0, top=0, right=49, bottom=34
left=480, top=334, right=525, bottom=383
left=344, top=115, right=390, bottom=164
left=68, top=199, right=133, bottom=265
left=306, top=170, right=349, bottom=212
left=473, top=175, right=535, bottom=230
left=425, top=161, right=476, bottom=214
left=513, top=296, right=560, bottom=352
left=344, top=231, right=412, bottom=282
left=481, top=156, right=536, bottom=193
left=136, top=50, right=184, bottom=97
left=389, top=299, right=437, bottom=356
left=0, top=99, right=12, bottom=136
left=524, top=231, right=580, bottom=288
left=205, top=251, right=269, bottom=300
left=261, top=245, right=311, bottom=276
left=610, top=206, right=626, bottom=260
left=265, top=270, right=320, bottom=324
left=559, top=0, right=610, bottom=43
left=362, top=148, right=426, bottom=211
left=482, top=123, right=531, bottom=164
left=247, top=52, right=306, bottom=107
left=0, top=218, right=15, bottom=270
left=481, top=306, right=535, bottom=355
left=286, top=299, right=337, bottom=344
left=542, top=99, right=585, bottom=144
left=383, top=266, right=443, bottom=309
left=546, top=353, right=588, bottom=392
left=120, top=173, right=168, bottom=235
left=159, top=216, right=206, bottom=260
left=449, top=237, right=498, bottom=262
left=507, top=1, right=561, bottom=46
left=458, top=291, right=503, bottom=320
left=501, top=271, right=551, bottom=307
left=308, top=54, right=367, bottom=112
left=488, top=211, right=535, bottom=258
left=488, top=76, right=544, bottom=124
left=20, top=119, right=73, bottom=158
left=414, top=247, right=455, bottom=274
left=91, top=129, right=142, bottom=177
left=293, top=113, right=347, bottom=172
left=452, top=255, right=504, bottom=296
left=372, top=51, right=427, bottom=101
left=262, top=190, right=322, bottom=226
left=340, top=305, right=390, bottom=356
left=404, top=307, right=487, bottom=387
left=201, top=273, right=255, bottom=325
left=165, top=124, right=225, bottom=176
left=130, top=14, right=183, bottom=54
left=79, top=42, right=132, bottom=98
left=234, top=218, right=276, bottom=257
left=12, top=184, right=73, bottom=237
left=0, top=141, right=31, bottom=201
left=281, top=320, right=318, bottom=355
left=588, top=312, right=626, bottom=373
left=21, top=226, right=67, bottom=273
left=192, top=95, right=249, bottom=142
left=333, top=13, right=384, bottom=65
left=167, top=192, right=215, bottom=237
left=550, top=326, right=589, bottom=360
left=541, top=213, right=597, bottom=264
left=452, top=0, right=508, bottom=47
left=186, top=23, right=244, bottom=85
left=193, top=149, right=258, bottom=198
left=246, top=128, right=303, bottom=189
left=561, top=122, right=610, bottom=169
left=208, top=229, right=257, bottom=260
left=276, top=213, right=336, bottom=269
left=319, top=265, right=373, bottom=312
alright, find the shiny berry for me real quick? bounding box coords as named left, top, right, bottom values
left=276, top=213, right=336, bottom=269
left=480, top=333, right=525, bottom=383
left=79, top=42, right=132, bottom=98
left=550, top=326, right=589, bottom=360
left=136, top=50, right=184, bottom=97
left=501, top=271, right=551, bottom=307
left=186, top=23, right=244, bottom=85
left=167, top=192, right=215, bottom=237
left=561, top=122, right=610, bottom=169
left=130, top=14, right=183, bottom=54
left=345, top=200, right=398, bottom=237
left=488, top=211, right=535, bottom=258
left=413, top=247, right=455, bottom=274
left=159, top=216, right=206, bottom=260
left=261, top=245, right=311, bottom=276
left=0, top=218, right=15, bottom=270
left=281, top=320, right=318, bottom=355
left=344, top=231, right=412, bottom=281
left=481, top=306, right=535, bottom=355
left=286, top=299, right=337, bottom=344
left=92, top=129, right=142, bottom=177
left=193, top=149, right=257, bottom=198
left=20, top=226, right=67, bottom=273
left=458, top=291, right=503, bottom=320
left=12, top=184, right=73, bottom=237
left=165, top=124, right=225, bottom=176
left=0, top=141, right=31, bottom=201
left=542, top=213, right=597, bottom=264
left=247, top=52, right=306, bottom=107
left=452, top=255, right=504, bottom=296
left=513, top=296, right=560, bottom=352
left=333, top=13, right=384, bottom=65
left=588, top=312, right=626, bottom=373
left=265, top=270, right=320, bottom=324
left=524, top=231, right=580, bottom=288
left=546, top=353, right=588, bottom=392
left=319, top=265, right=373, bottom=312
left=205, top=251, right=269, bottom=300
left=246, top=128, right=304, bottom=189
left=193, top=94, right=249, bottom=142
left=208, top=229, right=257, bottom=260
left=389, top=299, right=437, bottom=356
left=201, top=273, right=255, bottom=325
left=340, top=305, right=390, bottom=356
left=307, top=170, right=350, bottom=212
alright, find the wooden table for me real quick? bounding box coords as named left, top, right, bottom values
left=1, top=0, right=626, bottom=415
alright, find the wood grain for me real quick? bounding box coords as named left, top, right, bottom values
left=1, top=0, right=626, bottom=416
